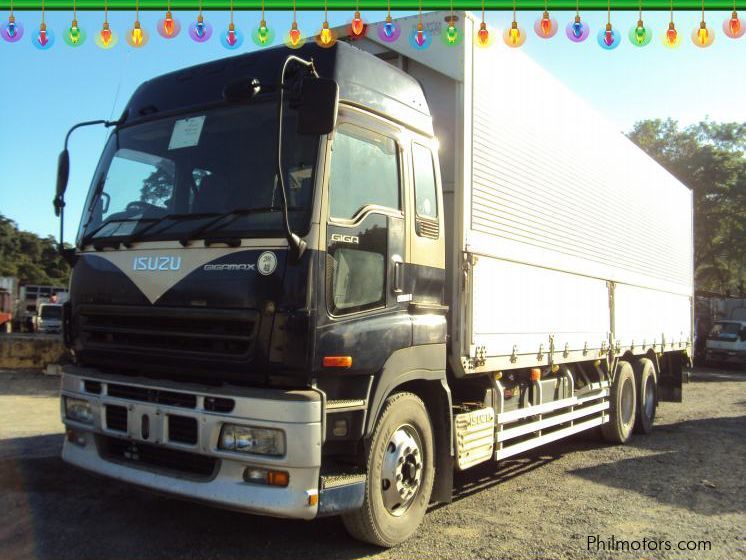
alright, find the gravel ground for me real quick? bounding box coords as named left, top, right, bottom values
left=0, top=367, right=744, bottom=560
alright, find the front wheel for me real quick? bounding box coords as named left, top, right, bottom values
left=342, top=392, right=435, bottom=547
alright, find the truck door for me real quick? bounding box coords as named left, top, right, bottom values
left=320, top=120, right=412, bottom=373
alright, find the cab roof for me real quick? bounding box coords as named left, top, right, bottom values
left=121, top=42, right=433, bottom=136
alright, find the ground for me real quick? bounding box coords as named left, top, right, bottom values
left=0, top=367, right=744, bottom=560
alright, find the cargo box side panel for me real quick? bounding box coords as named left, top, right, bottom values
left=469, top=258, right=610, bottom=372
left=614, top=284, right=692, bottom=351
left=468, top=42, right=693, bottom=298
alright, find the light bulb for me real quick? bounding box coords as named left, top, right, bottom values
left=221, top=22, right=244, bottom=49
left=258, top=20, right=268, bottom=43
left=408, top=21, right=430, bottom=49
left=503, top=21, right=526, bottom=48
left=33, top=21, right=54, bottom=49
left=3, top=14, right=24, bottom=42
left=350, top=11, right=365, bottom=37
left=535, top=11, right=558, bottom=38
left=189, top=15, right=212, bottom=43
left=723, top=11, right=744, bottom=38
left=378, top=15, right=400, bottom=42
left=663, top=21, right=680, bottom=47
left=64, top=18, right=87, bottom=46
left=288, top=21, right=302, bottom=48
left=95, top=21, right=118, bottom=49
left=415, top=22, right=425, bottom=46
left=131, top=21, right=143, bottom=46
left=158, top=10, right=181, bottom=39
left=692, top=20, right=714, bottom=47
left=317, top=21, right=335, bottom=47
left=446, top=23, right=458, bottom=44
left=251, top=18, right=274, bottom=46
left=566, top=15, right=589, bottom=43
left=629, top=19, right=651, bottom=47
left=597, top=22, right=620, bottom=49
left=477, top=21, right=489, bottom=46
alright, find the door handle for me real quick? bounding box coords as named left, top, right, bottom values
left=393, top=260, right=403, bottom=293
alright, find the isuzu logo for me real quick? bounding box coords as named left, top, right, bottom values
left=132, top=256, right=182, bottom=272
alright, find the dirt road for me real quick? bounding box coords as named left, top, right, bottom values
left=1, top=367, right=744, bottom=560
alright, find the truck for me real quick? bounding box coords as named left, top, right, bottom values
left=0, top=277, right=17, bottom=333
left=14, top=284, right=68, bottom=332
left=54, top=11, right=692, bottom=547
left=33, top=302, right=64, bottom=334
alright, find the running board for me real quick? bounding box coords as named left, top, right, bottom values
left=495, top=415, right=606, bottom=460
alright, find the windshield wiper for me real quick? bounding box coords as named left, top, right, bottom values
left=122, top=212, right=221, bottom=248
left=179, top=207, right=281, bottom=247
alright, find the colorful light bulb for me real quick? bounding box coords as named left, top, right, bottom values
left=663, top=21, right=680, bottom=47
left=723, top=10, right=745, bottom=38
left=316, top=20, right=335, bottom=47
left=157, top=10, right=181, bottom=39
left=189, top=14, right=213, bottom=43
left=258, top=19, right=269, bottom=43
left=131, top=21, right=143, bottom=46
left=95, top=20, right=118, bottom=49
left=597, top=22, right=620, bottom=49
left=32, top=21, right=54, bottom=49
left=378, top=15, right=400, bottom=42
left=415, top=22, right=425, bottom=46
left=3, top=14, right=24, bottom=43
left=350, top=11, right=365, bottom=37
left=477, top=21, right=489, bottom=46
left=692, top=20, right=714, bottom=47
left=566, top=15, right=589, bottom=43
left=446, top=23, right=458, bottom=44
left=67, top=19, right=83, bottom=45
left=629, top=19, right=651, bottom=46
left=535, top=10, right=558, bottom=38
left=408, top=21, right=431, bottom=49
left=286, top=21, right=303, bottom=48
left=220, top=21, right=244, bottom=49
left=503, top=21, right=526, bottom=48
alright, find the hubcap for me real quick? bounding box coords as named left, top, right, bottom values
left=644, top=376, right=655, bottom=419
left=381, top=425, right=423, bottom=516
left=620, top=378, right=634, bottom=427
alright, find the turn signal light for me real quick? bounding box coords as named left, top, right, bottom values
left=323, top=356, right=352, bottom=368
left=530, top=368, right=542, bottom=382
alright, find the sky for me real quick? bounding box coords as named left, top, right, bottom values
left=1, top=9, right=745, bottom=242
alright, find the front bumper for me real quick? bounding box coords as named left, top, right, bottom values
left=705, top=349, right=746, bottom=365
left=61, top=367, right=323, bottom=520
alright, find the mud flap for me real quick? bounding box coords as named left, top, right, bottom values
left=658, top=352, right=683, bottom=402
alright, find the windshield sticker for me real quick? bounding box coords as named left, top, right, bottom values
left=168, top=116, right=206, bottom=150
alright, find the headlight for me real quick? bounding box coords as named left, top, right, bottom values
left=65, top=397, right=93, bottom=424
left=219, top=424, right=285, bottom=456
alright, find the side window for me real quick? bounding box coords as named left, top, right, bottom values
left=412, top=143, right=438, bottom=220
left=329, top=247, right=385, bottom=314
left=328, top=124, right=400, bottom=220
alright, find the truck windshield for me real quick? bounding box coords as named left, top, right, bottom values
left=78, top=104, right=318, bottom=245
left=40, top=306, right=62, bottom=320
left=708, top=322, right=741, bottom=340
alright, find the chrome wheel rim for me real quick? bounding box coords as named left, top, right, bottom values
left=381, top=424, right=423, bottom=516
left=621, top=377, right=635, bottom=427
left=644, top=376, right=655, bottom=419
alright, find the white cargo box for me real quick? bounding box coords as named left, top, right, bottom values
left=353, top=11, right=693, bottom=375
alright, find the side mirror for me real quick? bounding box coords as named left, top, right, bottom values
left=297, top=77, right=339, bottom=136
left=54, top=149, right=70, bottom=217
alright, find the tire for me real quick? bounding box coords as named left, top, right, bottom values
left=342, top=392, right=435, bottom=547
left=633, top=358, right=657, bottom=435
left=601, top=361, right=636, bottom=444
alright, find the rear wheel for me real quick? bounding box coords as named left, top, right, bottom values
left=342, top=392, right=435, bottom=547
left=633, top=358, right=657, bottom=434
left=601, top=360, right=636, bottom=444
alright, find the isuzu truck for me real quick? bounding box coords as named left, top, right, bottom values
left=55, top=11, right=692, bottom=547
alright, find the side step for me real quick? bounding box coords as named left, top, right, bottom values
left=318, top=473, right=366, bottom=516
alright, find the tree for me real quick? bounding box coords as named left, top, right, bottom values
left=0, top=214, right=70, bottom=286
left=628, top=119, right=746, bottom=296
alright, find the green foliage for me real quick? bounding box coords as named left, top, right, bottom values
left=628, top=119, right=746, bottom=296
left=0, top=214, right=70, bottom=286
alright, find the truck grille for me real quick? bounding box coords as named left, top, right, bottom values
left=99, top=436, right=217, bottom=479
left=77, top=305, right=259, bottom=360
left=108, top=383, right=197, bottom=409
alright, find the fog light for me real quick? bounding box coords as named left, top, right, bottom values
left=65, top=397, right=93, bottom=424
left=66, top=428, right=86, bottom=447
left=242, top=467, right=289, bottom=487
left=219, top=424, right=285, bottom=456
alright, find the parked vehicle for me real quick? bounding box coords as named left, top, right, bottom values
left=14, top=284, right=68, bottom=332
left=0, top=277, right=17, bottom=333
left=54, top=11, right=692, bottom=547
left=33, top=303, right=64, bottom=334
left=705, top=320, right=746, bottom=366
